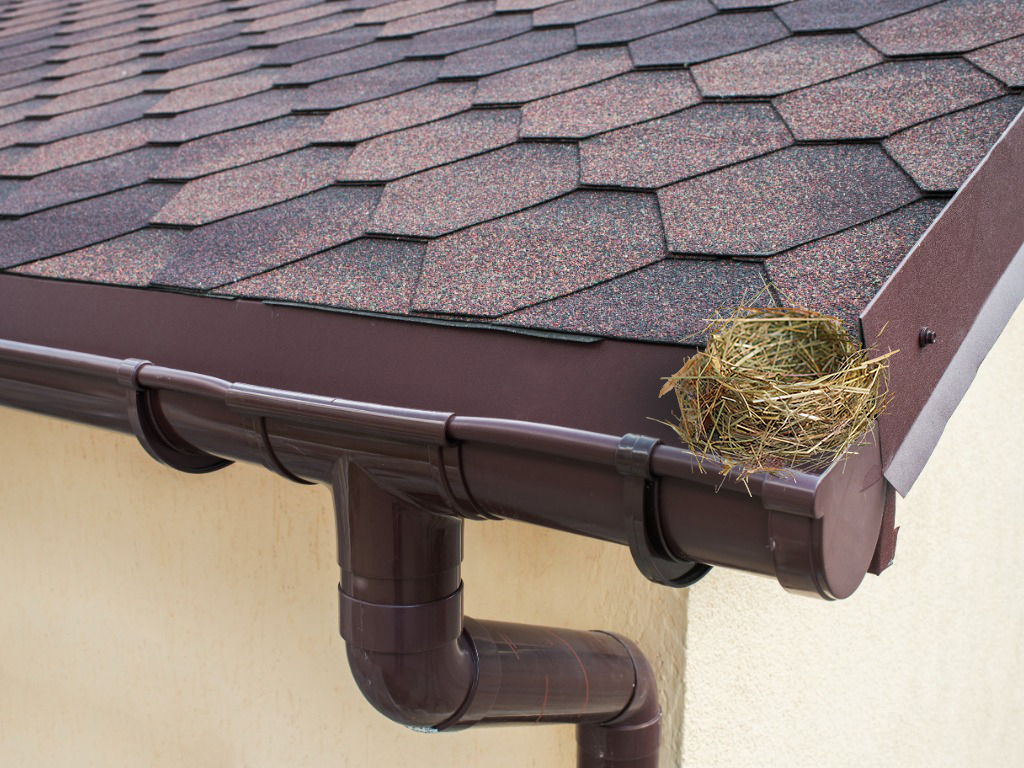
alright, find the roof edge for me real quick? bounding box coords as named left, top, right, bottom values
left=861, top=105, right=1024, bottom=492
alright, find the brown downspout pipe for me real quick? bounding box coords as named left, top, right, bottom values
left=335, top=461, right=660, bottom=765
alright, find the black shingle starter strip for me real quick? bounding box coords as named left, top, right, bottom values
left=414, top=190, right=666, bottom=316
left=766, top=199, right=948, bottom=331
left=690, top=34, right=882, bottom=97
left=0, top=183, right=178, bottom=268
left=152, top=146, right=352, bottom=225
left=473, top=47, right=632, bottom=105
left=520, top=70, right=700, bottom=139
left=967, top=36, right=1024, bottom=88
left=342, top=108, right=519, bottom=181
left=774, top=0, right=942, bottom=32
left=150, top=185, right=381, bottom=290
left=408, top=13, right=532, bottom=58
left=221, top=238, right=426, bottom=315
left=317, top=82, right=475, bottom=143
left=629, top=9, right=789, bottom=67
left=860, top=0, right=1024, bottom=56
left=498, top=258, right=772, bottom=343
left=883, top=95, right=1024, bottom=193
left=10, top=227, right=187, bottom=286
left=0, top=146, right=169, bottom=215
left=369, top=143, right=579, bottom=237
left=580, top=102, right=792, bottom=189
left=774, top=59, right=1004, bottom=141
left=533, top=0, right=654, bottom=27
left=439, top=28, right=576, bottom=78
left=658, top=144, right=921, bottom=256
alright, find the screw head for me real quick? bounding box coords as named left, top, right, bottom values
left=919, top=327, right=937, bottom=347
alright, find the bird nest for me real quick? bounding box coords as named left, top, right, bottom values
left=658, top=306, right=895, bottom=484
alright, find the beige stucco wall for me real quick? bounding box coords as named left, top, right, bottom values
left=680, top=300, right=1024, bottom=767
left=2, top=304, right=1021, bottom=768
left=0, top=405, right=688, bottom=767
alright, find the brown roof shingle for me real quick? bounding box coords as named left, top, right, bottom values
left=0, top=0, right=1019, bottom=346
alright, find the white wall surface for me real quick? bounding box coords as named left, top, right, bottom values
left=680, top=301, right=1024, bottom=767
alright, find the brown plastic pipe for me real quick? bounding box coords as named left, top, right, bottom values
left=335, top=461, right=660, bottom=765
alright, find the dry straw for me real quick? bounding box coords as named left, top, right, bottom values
left=658, top=305, right=895, bottom=485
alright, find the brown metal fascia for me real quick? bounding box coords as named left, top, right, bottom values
left=862, top=106, right=1024, bottom=496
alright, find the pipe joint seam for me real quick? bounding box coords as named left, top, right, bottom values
left=339, top=583, right=464, bottom=654
left=616, top=434, right=711, bottom=589
left=117, top=358, right=232, bottom=475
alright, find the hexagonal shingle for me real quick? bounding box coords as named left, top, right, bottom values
left=575, top=0, right=715, bottom=46
left=967, top=35, right=1024, bottom=88
left=533, top=0, right=653, bottom=27
left=861, top=0, right=1024, bottom=55
left=691, top=34, right=882, bottom=97
left=474, top=48, right=633, bottom=105
left=581, top=103, right=792, bottom=188
left=409, top=13, right=533, bottom=57
left=774, top=59, right=1003, bottom=140
left=153, top=115, right=323, bottom=181
left=521, top=70, right=700, bottom=139
left=317, top=83, right=476, bottom=143
left=658, top=145, right=920, bottom=256
left=11, top=228, right=188, bottom=287
left=380, top=1, right=495, bottom=37
left=151, top=186, right=381, bottom=290
left=439, top=28, right=576, bottom=79
left=370, top=143, right=578, bottom=237
left=774, top=0, right=942, bottom=32
left=342, top=109, right=520, bottom=181
left=153, top=147, right=353, bottom=227
left=415, top=190, right=665, bottom=316
left=629, top=10, right=789, bottom=67
left=884, top=95, right=1024, bottom=192
left=766, top=199, right=948, bottom=329
left=499, top=258, right=772, bottom=342
left=222, top=238, right=426, bottom=316
left=0, top=184, right=179, bottom=269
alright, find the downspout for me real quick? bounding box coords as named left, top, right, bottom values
left=336, top=460, right=661, bottom=766
left=0, top=339, right=889, bottom=763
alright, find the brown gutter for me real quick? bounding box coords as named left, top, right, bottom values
left=0, top=337, right=888, bottom=763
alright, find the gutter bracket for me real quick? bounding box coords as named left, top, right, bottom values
left=240, top=411, right=315, bottom=485
left=616, top=434, right=711, bottom=588
left=116, top=359, right=232, bottom=474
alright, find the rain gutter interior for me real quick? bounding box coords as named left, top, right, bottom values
left=0, top=335, right=888, bottom=766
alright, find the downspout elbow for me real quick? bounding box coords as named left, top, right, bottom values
left=577, top=633, right=661, bottom=768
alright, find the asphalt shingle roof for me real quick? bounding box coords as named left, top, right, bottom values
left=1, top=0, right=1021, bottom=344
